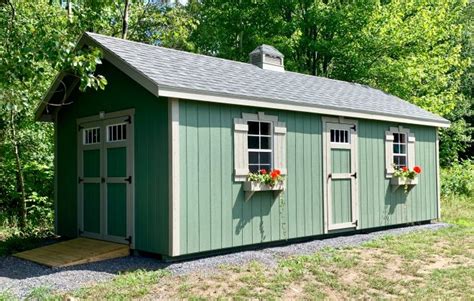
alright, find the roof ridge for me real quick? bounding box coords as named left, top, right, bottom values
left=86, top=32, right=393, bottom=95
left=86, top=32, right=261, bottom=69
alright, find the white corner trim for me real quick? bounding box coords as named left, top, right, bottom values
left=158, top=86, right=450, bottom=128
left=169, top=98, right=180, bottom=256
left=435, top=129, right=441, bottom=220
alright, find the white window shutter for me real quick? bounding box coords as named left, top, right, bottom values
left=234, top=118, right=249, bottom=182
left=408, top=133, right=416, bottom=168
left=385, top=131, right=395, bottom=176
left=274, top=121, right=287, bottom=175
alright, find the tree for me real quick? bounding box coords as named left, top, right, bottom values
left=0, top=0, right=106, bottom=229
left=0, top=0, right=197, bottom=230
left=188, top=0, right=472, bottom=164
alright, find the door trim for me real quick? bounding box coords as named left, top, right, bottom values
left=76, top=109, right=135, bottom=248
left=322, top=116, right=359, bottom=233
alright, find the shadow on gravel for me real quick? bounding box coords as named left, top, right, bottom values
left=0, top=255, right=170, bottom=280
left=0, top=222, right=450, bottom=283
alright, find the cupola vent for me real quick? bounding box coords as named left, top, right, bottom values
left=249, top=45, right=284, bottom=72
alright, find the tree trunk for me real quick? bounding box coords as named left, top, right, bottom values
left=67, top=0, right=72, bottom=20
left=122, top=0, right=130, bottom=39
left=10, top=111, right=27, bottom=229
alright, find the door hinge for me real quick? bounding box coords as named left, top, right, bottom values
left=328, top=173, right=332, bottom=179
left=101, top=177, right=105, bottom=183
left=78, top=125, right=83, bottom=132
left=78, top=228, right=83, bottom=235
left=351, top=125, right=356, bottom=131
left=125, top=236, right=132, bottom=244
left=351, top=172, right=357, bottom=179
left=78, top=177, right=84, bottom=183
left=352, top=220, right=358, bottom=227
left=124, top=115, right=132, bottom=124
left=125, top=176, right=132, bottom=184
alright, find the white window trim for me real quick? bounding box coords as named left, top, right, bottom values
left=385, top=126, right=416, bottom=178
left=106, top=122, right=127, bottom=143
left=234, top=112, right=286, bottom=182
left=248, top=120, right=273, bottom=173
left=83, top=127, right=100, bottom=145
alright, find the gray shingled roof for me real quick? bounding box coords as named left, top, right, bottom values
left=84, top=32, right=448, bottom=125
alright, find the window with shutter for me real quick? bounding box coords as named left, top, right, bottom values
left=385, top=126, right=415, bottom=177
left=233, top=112, right=286, bottom=182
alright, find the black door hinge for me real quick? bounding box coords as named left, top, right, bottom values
left=328, top=173, right=332, bottom=179
left=124, top=115, right=132, bottom=124
left=78, top=177, right=84, bottom=183
left=351, top=172, right=357, bottom=179
left=351, top=124, right=356, bottom=131
left=125, top=176, right=132, bottom=184
left=78, top=125, right=83, bottom=132
left=353, top=220, right=358, bottom=227
left=101, top=177, right=105, bottom=183
left=125, top=236, right=132, bottom=244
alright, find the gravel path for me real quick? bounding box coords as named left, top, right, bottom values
left=0, top=222, right=449, bottom=298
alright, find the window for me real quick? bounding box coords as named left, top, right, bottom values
left=233, top=112, right=287, bottom=181
left=330, top=129, right=349, bottom=143
left=107, top=123, right=127, bottom=142
left=385, top=126, right=415, bottom=177
left=248, top=121, right=272, bottom=172
left=393, top=132, right=407, bottom=168
left=83, top=127, right=100, bottom=145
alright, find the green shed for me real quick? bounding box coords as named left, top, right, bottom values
left=36, top=33, right=450, bottom=258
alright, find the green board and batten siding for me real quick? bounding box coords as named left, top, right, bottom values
left=54, top=60, right=438, bottom=257
left=55, top=62, right=169, bottom=254
left=178, top=99, right=438, bottom=255
left=358, top=121, right=438, bottom=228
left=179, top=100, right=324, bottom=255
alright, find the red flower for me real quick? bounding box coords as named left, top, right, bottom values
left=402, top=167, right=408, bottom=172
left=260, top=169, right=267, bottom=175
left=270, top=171, right=279, bottom=179
left=274, top=169, right=281, bottom=175
left=413, top=166, right=422, bottom=174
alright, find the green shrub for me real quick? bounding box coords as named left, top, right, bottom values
left=441, top=160, right=474, bottom=197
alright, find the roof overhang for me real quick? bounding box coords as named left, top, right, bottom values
left=158, top=85, right=451, bottom=128
left=35, top=33, right=159, bottom=121
left=36, top=32, right=450, bottom=128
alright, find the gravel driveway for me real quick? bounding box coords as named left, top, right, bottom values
left=0, top=223, right=449, bottom=299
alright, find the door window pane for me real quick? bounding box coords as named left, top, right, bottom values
left=107, top=123, right=127, bottom=142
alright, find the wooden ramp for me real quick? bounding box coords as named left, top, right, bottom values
left=14, top=238, right=130, bottom=268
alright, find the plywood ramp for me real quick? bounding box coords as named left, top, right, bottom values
left=14, top=238, right=130, bottom=268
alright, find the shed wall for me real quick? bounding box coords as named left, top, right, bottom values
left=56, top=62, right=169, bottom=254
left=178, top=99, right=438, bottom=255
left=358, top=121, right=438, bottom=228
left=178, top=100, right=324, bottom=255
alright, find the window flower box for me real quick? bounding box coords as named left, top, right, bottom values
left=390, top=177, right=418, bottom=192
left=244, top=168, right=285, bottom=201
left=243, top=181, right=285, bottom=201
left=390, top=165, right=422, bottom=193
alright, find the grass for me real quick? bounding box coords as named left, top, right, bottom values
left=0, top=216, right=55, bottom=257
left=1, top=195, right=472, bottom=299
left=63, top=195, right=472, bottom=300
left=71, top=269, right=170, bottom=300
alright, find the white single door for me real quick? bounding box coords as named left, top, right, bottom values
left=324, top=121, right=358, bottom=231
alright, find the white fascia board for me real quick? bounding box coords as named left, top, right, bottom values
left=34, top=72, right=66, bottom=121
left=158, top=86, right=450, bottom=128
left=85, top=35, right=160, bottom=98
